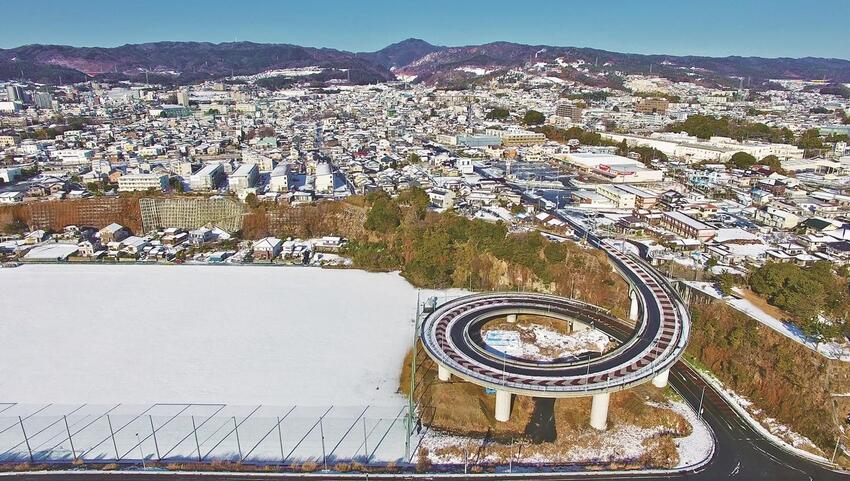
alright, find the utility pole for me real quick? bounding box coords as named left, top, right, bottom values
left=406, top=290, right=421, bottom=462
left=363, top=416, right=370, bottom=462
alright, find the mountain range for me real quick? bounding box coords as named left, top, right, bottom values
left=2, top=38, right=850, bottom=89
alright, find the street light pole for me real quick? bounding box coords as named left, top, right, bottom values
left=406, top=291, right=420, bottom=462
left=697, top=385, right=706, bottom=418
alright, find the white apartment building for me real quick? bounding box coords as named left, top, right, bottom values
left=228, top=163, right=258, bottom=192
left=189, top=163, right=224, bottom=191
left=484, top=127, right=546, bottom=147
left=269, top=163, right=291, bottom=192
left=603, top=132, right=804, bottom=164
left=54, top=149, right=94, bottom=165
left=753, top=205, right=801, bottom=229
left=315, top=162, right=334, bottom=194
left=118, top=173, right=168, bottom=192
left=596, top=184, right=637, bottom=209
left=139, top=145, right=166, bottom=157
left=170, top=161, right=193, bottom=177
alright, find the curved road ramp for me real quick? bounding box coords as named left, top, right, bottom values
left=421, top=237, right=690, bottom=429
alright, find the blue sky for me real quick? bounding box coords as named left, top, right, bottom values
left=1, top=0, right=848, bottom=59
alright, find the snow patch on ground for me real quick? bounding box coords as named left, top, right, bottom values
left=455, top=67, right=496, bottom=76
left=229, top=67, right=328, bottom=81
left=728, top=288, right=850, bottom=361
left=421, top=423, right=670, bottom=466
left=419, top=399, right=711, bottom=468
left=484, top=324, right=610, bottom=362
left=665, top=401, right=714, bottom=468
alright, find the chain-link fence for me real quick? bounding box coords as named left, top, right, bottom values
left=0, top=403, right=414, bottom=466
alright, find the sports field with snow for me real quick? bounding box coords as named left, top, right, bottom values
left=0, top=264, right=465, bottom=463
left=0, top=264, right=461, bottom=406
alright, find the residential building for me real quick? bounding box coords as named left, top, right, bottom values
left=228, top=163, right=259, bottom=192
left=555, top=101, right=582, bottom=122
left=253, top=236, right=283, bottom=260
left=660, top=211, right=717, bottom=241
left=269, top=163, right=291, bottom=192
left=635, top=98, right=669, bottom=114
left=189, top=163, right=225, bottom=191
left=118, top=173, right=169, bottom=192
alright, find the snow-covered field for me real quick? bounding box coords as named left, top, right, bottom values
left=0, top=264, right=465, bottom=463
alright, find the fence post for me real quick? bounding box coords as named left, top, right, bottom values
left=106, top=415, right=119, bottom=460
left=277, top=416, right=284, bottom=463
left=64, top=415, right=77, bottom=461
left=149, top=415, right=161, bottom=461
left=320, top=416, right=327, bottom=471
left=233, top=417, right=243, bottom=462
left=362, top=417, right=368, bottom=462
left=191, top=416, right=202, bottom=461
left=19, top=417, right=33, bottom=463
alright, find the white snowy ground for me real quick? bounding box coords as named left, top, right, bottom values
left=483, top=325, right=610, bottom=362
left=419, top=399, right=713, bottom=468
left=666, top=401, right=714, bottom=468
left=683, top=281, right=850, bottom=361
left=0, top=264, right=466, bottom=463
left=728, top=287, right=850, bottom=361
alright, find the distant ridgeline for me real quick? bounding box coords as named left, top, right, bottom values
left=139, top=197, right=245, bottom=233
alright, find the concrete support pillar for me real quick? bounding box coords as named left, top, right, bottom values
left=495, top=390, right=512, bottom=422
left=506, top=314, right=517, bottom=323
left=572, top=321, right=588, bottom=332
left=590, top=392, right=610, bottom=430
left=629, top=289, right=640, bottom=322
left=652, top=369, right=670, bottom=388
left=438, top=365, right=451, bottom=382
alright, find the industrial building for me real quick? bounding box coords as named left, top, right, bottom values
left=566, top=152, right=664, bottom=183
